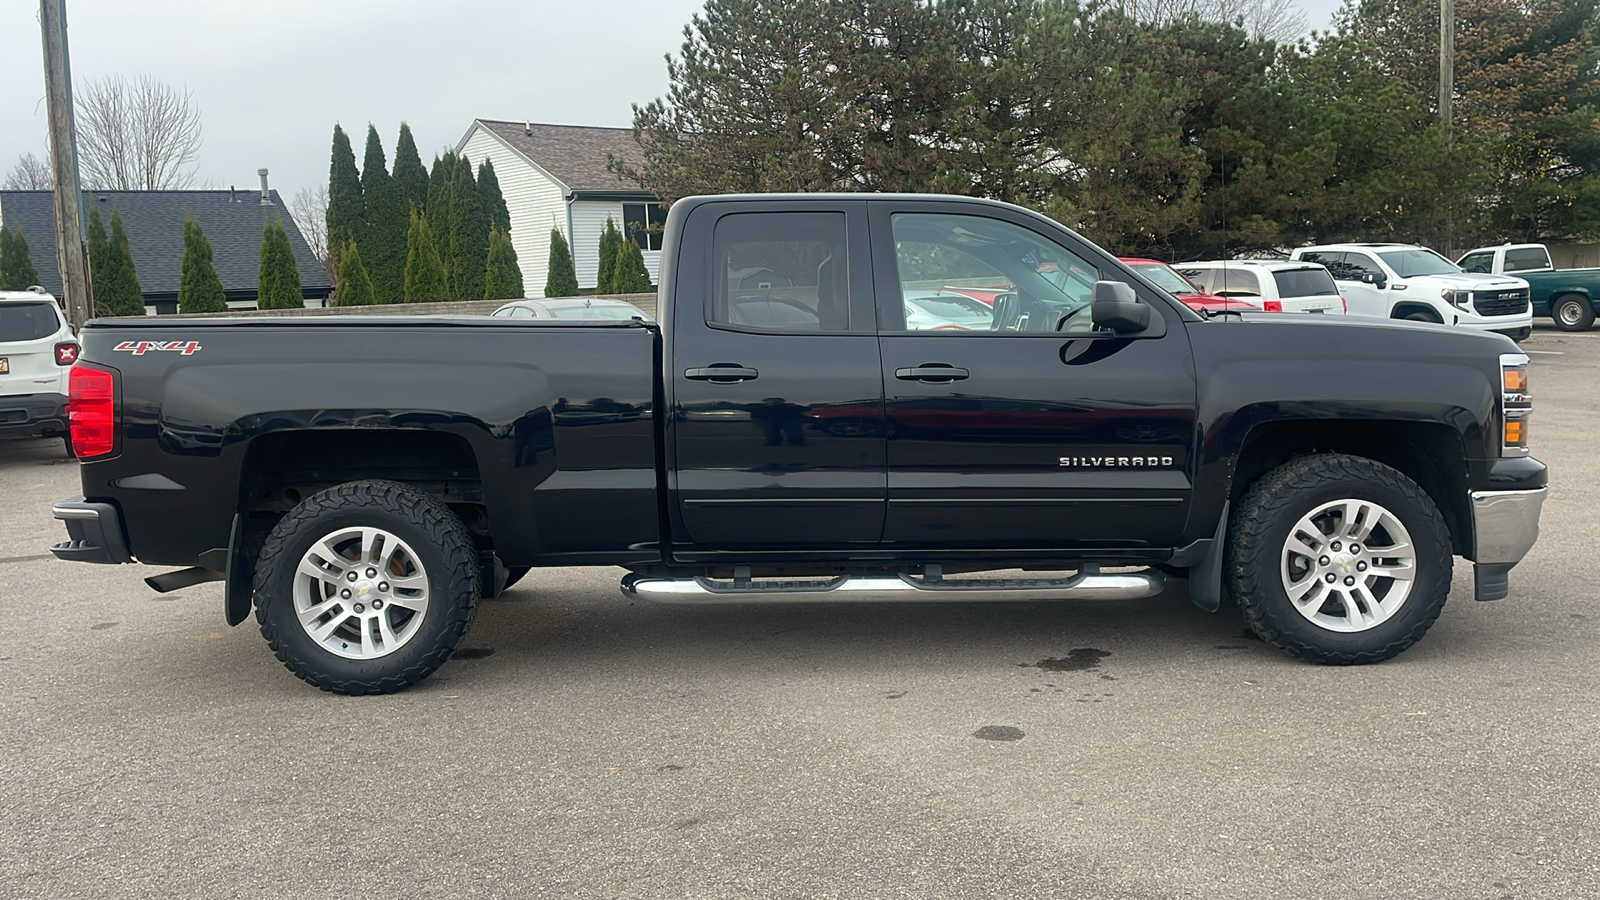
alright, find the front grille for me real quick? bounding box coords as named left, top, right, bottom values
left=1475, top=289, right=1530, bottom=317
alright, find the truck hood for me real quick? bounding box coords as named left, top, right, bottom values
left=1407, top=273, right=1529, bottom=291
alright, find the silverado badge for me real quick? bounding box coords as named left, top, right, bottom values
left=1060, top=455, right=1176, bottom=467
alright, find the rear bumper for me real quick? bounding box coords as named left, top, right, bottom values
left=1470, top=487, right=1546, bottom=601
left=49, top=496, right=134, bottom=564
left=0, top=392, right=68, bottom=438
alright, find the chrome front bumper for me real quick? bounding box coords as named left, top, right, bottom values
left=1470, top=488, right=1546, bottom=600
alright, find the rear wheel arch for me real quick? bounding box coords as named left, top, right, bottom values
left=1392, top=303, right=1442, bottom=323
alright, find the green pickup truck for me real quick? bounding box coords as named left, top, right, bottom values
left=1457, top=243, right=1600, bottom=331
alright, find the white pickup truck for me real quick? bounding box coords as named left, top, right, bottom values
left=1290, top=243, right=1533, bottom=341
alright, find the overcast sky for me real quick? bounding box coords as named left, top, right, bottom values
left=1, top=0, right=1345, bottom=207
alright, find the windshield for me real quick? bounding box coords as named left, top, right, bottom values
left=1376, top=248, right=1460, bottom=278
left=1271, top=268, right=1339, bottom=297
left=1129, top=263, right=1196, bottom=294
left=549, top=305, right=640, bottom=320
left=0, top=301, right=61, bottom=343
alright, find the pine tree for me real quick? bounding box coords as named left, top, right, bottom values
left=484, top=228, right=525, bottom=300
left=613, top=239, right=653, bottom=294
left=403, top=209, right=449, bottom=303
left=358, top=124, right=406, bottom=303
left=100, top=209, right=146, bottom=316
left=326, top=124, right=365, bottom=275
left=596, top=217, right=623, bottom=294
left=544, top=228, right=579, bottom=297
left=448, top=156, right=488, bottom=299
left=426, top=153, right=458, bottom=285
left=334, top=242, right=376, bottom=306
left=87, top=207, right=112, bottom=315
left=0, top=225, right=41, bottom=290
left=257, top=219, right=304, bottom=310
left=178, top=218, right=228, bottom=313
left=478, top=158, right=511, bottom=234
left=392, top=123, right=430, bottom=218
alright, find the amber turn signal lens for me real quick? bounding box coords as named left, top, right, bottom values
left=1504, top=419, right=1526, bottom=446
left=1503, top=367, right=1528, bottom=393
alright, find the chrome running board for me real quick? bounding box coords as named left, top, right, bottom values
left=620, top=568, right=1165, bottom=605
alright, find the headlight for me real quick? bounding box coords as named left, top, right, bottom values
left=1441, top=289, right=1472, bottom=308
left=1500, top=352, right=1530, bottom=457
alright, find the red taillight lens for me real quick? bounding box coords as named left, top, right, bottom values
left=68, top=365, right=116, bottom=458
left=55, top=342, right=79, bottom=365
left=1263, top=301, right=1283, bottom=312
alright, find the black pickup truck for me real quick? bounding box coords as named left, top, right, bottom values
left=49, top=195, right=1547, bottom=694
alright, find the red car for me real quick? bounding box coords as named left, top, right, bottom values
left=1118, top=258, right=1258, bottom=315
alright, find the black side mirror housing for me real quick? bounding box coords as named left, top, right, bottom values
left=1091, top=281, right=1151, bottom=333
left=1360, top=272, right=1387, bottom=289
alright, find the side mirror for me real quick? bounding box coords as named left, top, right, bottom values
left=1091, top=281, right=1151, bottom=333
left=1360, top=272, right=1387, bottom=289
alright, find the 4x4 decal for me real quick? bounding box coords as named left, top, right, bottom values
left=113, top=340, right=202, bottom=356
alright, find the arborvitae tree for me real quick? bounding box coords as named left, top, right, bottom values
left=177, top=218, right=227, bottom=313
left=392, top=123, right=430, bottom=218
left=402, top=209, right=449, bottom=303
left=448, top=156, right=489, bottom=299
left=333, top=242, right=376, bottom=306
left=100, top=209, right=146, bottom=316
left=478, top=158, right=511, bottom=234
left=426, top=153, right=458, bottom=284
left=326, top=124, right=365, bottom=275
left=484, top=227, right=525, bottom=300
left=595, top=217, right=623, bottom=294
left=544, top=228, right=579, bottom=297
left=358, top=124, right=406, bottom=303
left=613, top=239, right=653, bottom=294
left=87, top=207, right=111, bottom=314
left=257, top=219, right=304, bottom=309
left=0, top=225, right=41, bottom=290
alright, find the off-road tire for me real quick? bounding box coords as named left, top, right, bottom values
left=1551, top=294, right=1594, bottom=332
left=254, top=480, right=480, bottom=694
left=1225, top=454, right=1452, bottom=665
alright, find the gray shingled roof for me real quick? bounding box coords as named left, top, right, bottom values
left=471, top=121, right=645, bottom=193
left=0, top=189, right=333, bottom=301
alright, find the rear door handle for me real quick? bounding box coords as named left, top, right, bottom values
left=685, top=366, right=759, bottom=383
left=895, top=365, right=970, bottom=383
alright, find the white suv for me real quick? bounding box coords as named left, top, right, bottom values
left=1289, top=243, right=1533, bottom=340
left=1, top=289, right=77, bottom=452
left=1173, top=260, right=1347, bottom=314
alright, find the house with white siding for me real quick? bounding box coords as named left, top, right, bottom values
left=455, top=120, right=662, bottom=298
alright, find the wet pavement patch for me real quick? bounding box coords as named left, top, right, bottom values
left=451, top=647, right=495, bottom=660
left=974, top=725, right=1025, bottom=742
left=1033, top=648, right=1112, bottom=671
left=90, top=622, right=118, bottom=631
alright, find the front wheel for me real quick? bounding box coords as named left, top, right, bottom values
left=1225, top=454, right=1452, bottom=665
left=254, top=480, right=481, bottom=694
left=1552, top=295, right=1594, bottom=332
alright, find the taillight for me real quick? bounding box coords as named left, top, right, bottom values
left=55, top=342, right=79, bottom=365
left=68, top=365, right=116, bottom=458
left=1263, top=301, right=1283, bottom=312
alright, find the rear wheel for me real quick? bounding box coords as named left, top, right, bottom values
left=254, top=480, right=480, bottom=694
left=1552, top=295, right=1594, bottom=332
left=1225, top=454, right=1452, bottom=665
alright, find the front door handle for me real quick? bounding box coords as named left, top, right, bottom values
left=895, top=365, right=970, bottom=383
left=685, top=366, right=759, bottom=383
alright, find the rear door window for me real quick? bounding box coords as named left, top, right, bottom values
left=1271, top=268, right=1340, bottom=298
left=0, top=302, right=62, bottom=343
left=711, top=212, right=849, bottom=332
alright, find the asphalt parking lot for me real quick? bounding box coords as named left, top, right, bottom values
left=2, top=323, right=1596, bottom=899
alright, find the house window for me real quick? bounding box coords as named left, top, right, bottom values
left=622, top=203, right=666, bottom=252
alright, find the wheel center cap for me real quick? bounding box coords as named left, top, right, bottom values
left=353, top=580, right=377, bottom=601
left=1335, top=553, right=1357, bottom=573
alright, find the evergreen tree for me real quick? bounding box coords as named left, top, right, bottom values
left=402, top=209, right=449, bottom=303
left=177, top=218, right=227, bottom=313
left=484, top=228, right=525, bottom=300
left=612, top=239, right=653, bottom=293
left=257, top=219, right=304, bottom=310
left=326, top=124, right=365, bottom=275
left=358, top=124, right=406, bottom=303
left=0, top=225, right=41, bottom=290
left=448, top=156, right=489, bottom=299
left=595, top=217, right=623, bottom=294
left=392, top=123, right=430, bottom=218
left=334, top=242, right=376, bottom=306
left=99, top=209, right=146, bottom=316
left=478, top=158, right=511, bottom=233
left=426, top=153, right=458, bottom=285
left=544, top=228, right=579, bottom=297
left=87, top=207, right=111, bottom=314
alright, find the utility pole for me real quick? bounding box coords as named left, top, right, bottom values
left=1439, top=0, right=1454, bottom=147
left=39, top=0, right=94, bottom=329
